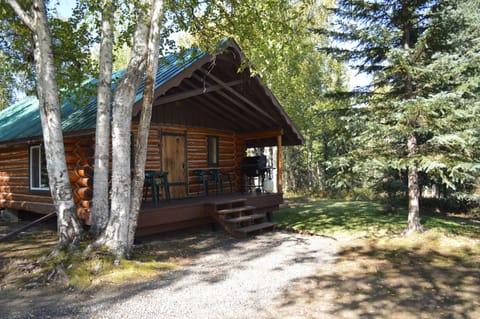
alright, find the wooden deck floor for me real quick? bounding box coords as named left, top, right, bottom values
left=137, top=192, right=283, bottom=237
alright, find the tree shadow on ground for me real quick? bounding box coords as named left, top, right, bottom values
left=272, top=239, right=480, bottom=319
left=1, top=225, right=335, bottom=318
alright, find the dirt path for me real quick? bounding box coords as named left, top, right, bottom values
left=1, top=226, right=339, bottom=319
left=2, top=218, right=479, bottom=319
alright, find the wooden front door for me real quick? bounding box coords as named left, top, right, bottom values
left=160, top=131, right=187, bottom=198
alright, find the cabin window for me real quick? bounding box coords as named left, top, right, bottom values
left=29, top=145, right=49, bottom=191
left=207, top=135, right=219, bottom=166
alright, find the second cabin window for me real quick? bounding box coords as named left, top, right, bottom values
left=207, top=135, right=219, bottom=166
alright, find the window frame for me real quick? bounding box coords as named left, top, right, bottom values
left=29, top=144, right=50, bottom=191
left=207, top=135, right=219, bottom=166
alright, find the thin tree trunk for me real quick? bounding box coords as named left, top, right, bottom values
left=405, top=133, right=423, bottom=235
left=6, top=0, right=82, bottom=250
left=402, top=0, right=423, bottom=235
left=128, top=0, right=164, bottom=252
left=307, top=133, right=313, bottom=190
left=100, top=7, right=150, bottom=258
left=91, top=0, right=116, bottom=236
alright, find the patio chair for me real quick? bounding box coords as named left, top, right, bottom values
left=144, top=170, right=171, bottom=206
left=209, top=169, right=232, bottom=193
left=193, top=169, right=215, bottom=196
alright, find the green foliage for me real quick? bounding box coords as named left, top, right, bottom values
left=321, top=0, right=480, bottom=206
left=163, top=0, right=352, bottom=194
left=0, top=1, right=96, bottom=108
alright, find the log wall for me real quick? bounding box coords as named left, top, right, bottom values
left=0, top=135, right=95, bottom=219
left=0, top=124, right=248, bottom=225
left=137, top=124, right=245, bottom=198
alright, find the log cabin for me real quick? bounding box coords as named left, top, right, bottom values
left=0, top=39, right=303, bottom=237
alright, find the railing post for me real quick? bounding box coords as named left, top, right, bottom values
left=277, top=134, right=283, bottom=193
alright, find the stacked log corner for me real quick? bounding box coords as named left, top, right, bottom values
left=65, top=137, right=94, bottom=224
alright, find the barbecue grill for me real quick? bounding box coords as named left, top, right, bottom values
left=242, top=155, right=268, bottom=192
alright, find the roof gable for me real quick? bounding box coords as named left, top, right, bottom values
left=0, top=40, right=303, bottom=146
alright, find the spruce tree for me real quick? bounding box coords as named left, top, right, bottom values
left=327, top=0, right=480, bottom=234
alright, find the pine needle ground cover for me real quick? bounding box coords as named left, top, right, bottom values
left=273, top=197, right=480, bottom=318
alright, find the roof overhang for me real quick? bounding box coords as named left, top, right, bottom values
left=133, top=39, right=304, bottom=147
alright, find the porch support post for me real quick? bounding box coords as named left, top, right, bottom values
left=277, top=134, right=283, bottom=193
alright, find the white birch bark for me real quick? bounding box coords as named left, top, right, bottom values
left=6, top=0, right=83, bottom=249
left=91, top=0, right=116, bottom=236
left=128, top=0, right=164, bottom=252
left=100, top=3, right=150, bottom=258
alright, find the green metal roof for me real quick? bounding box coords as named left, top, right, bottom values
left=0, top=47, right=206, bottom=144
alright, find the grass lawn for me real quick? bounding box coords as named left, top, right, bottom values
left=272, top=196, right=480, bottom=319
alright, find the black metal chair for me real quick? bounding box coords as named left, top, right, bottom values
left=209, top=169, right=232, bottom=193
left=193, top=170, right=212, bottom=196
left=144, top=170, right=170, bottom=206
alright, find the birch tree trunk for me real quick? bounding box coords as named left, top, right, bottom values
left=91, top=0, right=116, bottom=236
left=128, top=0, right=164, bottom=251
left=99, top=3, right=150, bottom=258
left=6, top=0, right=82, bottom=250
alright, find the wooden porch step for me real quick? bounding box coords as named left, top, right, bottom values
left=210, top=198, right=247, bottom=207
left=224, top=213, right=266, bottom=224
left=217, top=205, right=256, bottom=215
left=237, top=222, right=275, bottom=235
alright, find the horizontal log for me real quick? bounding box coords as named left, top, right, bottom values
left=0, top=168, right=28, bottom=176
left=0, top=200, right=55, bottom=215
left=77, top=158, right=94, bottom=167
left=74, top=139, right=95, bottom=147
left=0, top=185, right=30, bottom=194
left=64, top=137, right=81, bottom=144
left=0, top=150, right=29, bottom=160
left=69, top=171, right=80, bottom=183
left=147, top=140, right=160, bottom=146
left=64, top=144, right=77, bottom=152
left=73, top=191, right=81, bottom=204
left=76, top=207, right=91, bottom=222
left=75, top=166, right=93, bottom=178
left=0, top=179, right=29, bottom=187
left=76, top=177, right=92, bottom=188
left=65, top=153, right=79, bottom=164
left=146, top=155, right=161, bottom=161
left=0, top=146, right=28, bottom=153
left=75, top=187, right=93, bottom=200
left=0, top=171, right=28, bottom=178
left=0, top=193, right=53, bottom=203
left=219, top=141, right=235, bottom=147
left=79, top=200, right=91, bottom=208
left=187, top=154, right=208, bottom=161
left=74, top=147, right=94, bottom=159
left=0, top=157, right=29, bottom=166
left=186, top=127, right=235, bottom=136
left=237, top=130, right=283, bottom=141
left=187, top=148, right=207, bottom=154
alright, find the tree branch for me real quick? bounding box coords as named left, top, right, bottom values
left=5, top=0, right=35, bottom=31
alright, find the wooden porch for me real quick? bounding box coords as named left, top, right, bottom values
left=136, top=192, right=283, bottom=237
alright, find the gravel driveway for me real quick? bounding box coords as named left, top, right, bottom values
left=3, top=229, right=338, bottom=319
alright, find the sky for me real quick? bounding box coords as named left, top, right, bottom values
left=50, top=0, right=75, bottom=19
left=349, top=71, right=371, bottom=90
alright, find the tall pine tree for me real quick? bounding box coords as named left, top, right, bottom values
left=328, top=0, right=480, bottom=234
